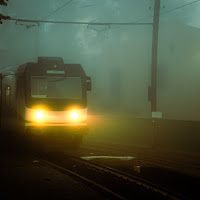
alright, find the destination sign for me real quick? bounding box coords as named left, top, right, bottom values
left=46, top=70, right=65, bottom=74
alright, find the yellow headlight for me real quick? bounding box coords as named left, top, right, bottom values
left=35, top=111, right=45, bottom=120
left=71, top=112, right=79, bottom=120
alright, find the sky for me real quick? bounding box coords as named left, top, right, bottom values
left=0, top=0, right=200, bottom=121
left=0, top=0, right=199, bottom=26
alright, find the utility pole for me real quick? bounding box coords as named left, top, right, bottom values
left=0, top=73, right=2, bottom=129
left=149, top=0, right=161, bottom=149
left=150, top=0, right=160, bottom=112
left=35, top=27, right=40, bottom=58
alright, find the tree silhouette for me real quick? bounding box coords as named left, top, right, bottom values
left=0, top=0, right=10, bottom=24
left=0, top=0, right=8, bottom=6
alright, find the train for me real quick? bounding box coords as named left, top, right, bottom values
left=0, top=57, right=91, bottom=148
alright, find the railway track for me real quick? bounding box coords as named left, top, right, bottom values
left=37, top=153, right=191, bottom=200
left=80, top=143, right=200, bottom=177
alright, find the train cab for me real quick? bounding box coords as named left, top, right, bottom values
left=1, top=57, right=91, bottom=146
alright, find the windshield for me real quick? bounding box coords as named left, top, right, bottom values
left=31, top=76, right=82, bottom=99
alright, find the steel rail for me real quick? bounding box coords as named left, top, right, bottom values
left=81, top=145, right=200, bottom=175
left=72, top=156, right=191, bottom=200
left=39, top=159, right=128, bottom=200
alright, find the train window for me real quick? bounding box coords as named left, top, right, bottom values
left=31, top=77, right=47, bottom=98
left=31, top=76, right=82, bottom=99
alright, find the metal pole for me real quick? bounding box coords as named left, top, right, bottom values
left=151, top=0, right=160, bottom=112
left=35, top=27, right=39, bottom=58
left=0, top=73, right=2, bottom=129
left=150, top=0, right=160, bottom=149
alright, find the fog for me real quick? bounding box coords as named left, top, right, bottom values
left=1, top=1, right=200, bottom=149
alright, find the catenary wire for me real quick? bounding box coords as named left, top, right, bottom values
left=41, top=0, right=73, bottom=20
left=161, top=0, right=200, bottom=15
left=134, top=0, right=200, bottom=23
left=1, top=0, right=199, bottom=26
left=1, top=0, right=200, bottom=70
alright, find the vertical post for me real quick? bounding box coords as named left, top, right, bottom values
left=35, top=27, right=39, bottom=58
left=151, top=0, right=160, bottom=112
left=151, top=0, right=160, bottom=149
left=0, top=73, right=2, bottom=129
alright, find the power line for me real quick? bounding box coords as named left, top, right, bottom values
left=10, top=18, right=153, bottom=26
left=135, top=0, right=200, bottom=23
left=1, top=0, right=199, bottom=30
left=8, top=0, right=199, bottom=27
left=42, top=0, right=73, bottom=21
left=161, top=0, right=200, bottom=15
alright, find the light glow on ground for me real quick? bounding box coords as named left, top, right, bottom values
left=81, top=156, right=135, bottom=160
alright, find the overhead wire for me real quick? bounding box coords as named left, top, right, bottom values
left=161, top=0, right=200, bottom=15
left=9, top=0, right=200, bottom=26
left=10, top=18, right=153, bottom=26
left=0, top=0, right=73, bottom=71
left=133, top=0, right=200, bottom=23
left=5, top=0, right=73, bottom=47
left=2, top=0, right=200, bottom=70
left=0, top=0, right=199, bottom=26
left=41, top=0, right=73, bottom=20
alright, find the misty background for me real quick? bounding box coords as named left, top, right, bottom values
left=0, top=0, right=200, bottom=122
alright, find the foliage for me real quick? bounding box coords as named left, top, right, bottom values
left=0, top=0, right=10, bottom=24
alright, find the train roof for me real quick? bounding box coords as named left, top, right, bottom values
left=16, top=57, right=86, bottom=77
left=38, top=57, right=64, bottom=65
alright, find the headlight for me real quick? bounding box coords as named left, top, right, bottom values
left=35, top=111, right=45, bottom=120
left=71, top=112, right=79, bottom=120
